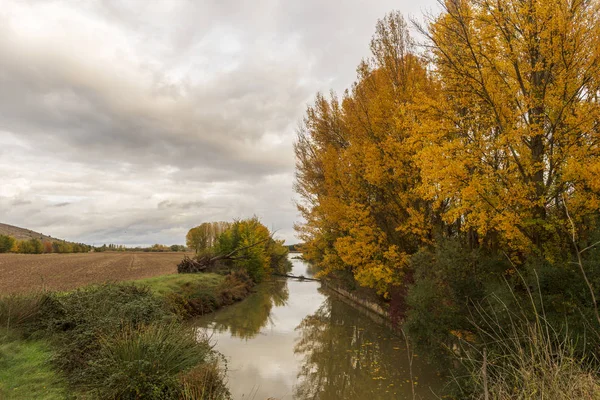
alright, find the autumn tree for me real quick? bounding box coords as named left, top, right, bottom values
left=186, top=221, right=231, bottom=255
left=419, top=0, right=600, bottom=256
left=295, top=12, right=437, bottom=295
left=43, top=241, right=53, bottom=253
left=183, top=218, right=290, bottom=282
left=0, top=235, right=15, bottom=253
left=16, top=238, right=43, bottom=254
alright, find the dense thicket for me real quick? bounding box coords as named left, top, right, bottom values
left=295, top=2, right=600, bottom=395
left=185, top=217, right=291, bottom=282
left=1, top=283, right=232, bottom=399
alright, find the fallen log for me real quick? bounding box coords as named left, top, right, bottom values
left=178, top=238, right=272, bottom=274
left=177, top=255, right=208, bottom=273
left=273, top=273, right=321, bottom=282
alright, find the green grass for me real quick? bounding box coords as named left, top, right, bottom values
left=0, top=273, right=247, bottom=399
left=0, top=335, right=67, bottom=400
left=133, top=273, right=224, bottom=296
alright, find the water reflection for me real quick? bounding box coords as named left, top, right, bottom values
left=293, top=290, right=440, bottom=399
left=196, top=256, right=441, bottom=399
left=205, top=279, right=289, bottom=339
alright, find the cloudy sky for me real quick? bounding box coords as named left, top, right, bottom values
left=0, top=0, right=439, bottom=246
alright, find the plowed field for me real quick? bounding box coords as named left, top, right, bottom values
left=0, top=252, right=190, bottom=294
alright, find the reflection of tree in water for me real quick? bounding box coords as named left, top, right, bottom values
left=293, top=290, right=428, bottom=400
left=208, top=279, right=289, bottom=339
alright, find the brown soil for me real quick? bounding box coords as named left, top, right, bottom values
left=0, top=252, right=192, bottom=294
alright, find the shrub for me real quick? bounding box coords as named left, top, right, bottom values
left=404, top=239, right=506, bottom=365
left=164, top=271, right=254, bottom=318
left=85, top=323, right=212, bottom=399
left=179, top=359, right=232, bottom=400
left=35, top=284, right=173, bottom=382
left=453, top=291, right=600, bottom=399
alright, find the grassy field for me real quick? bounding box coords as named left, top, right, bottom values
left=0, top=252, right=192, bottom=294
left=0, top=334, right=67, bottom=400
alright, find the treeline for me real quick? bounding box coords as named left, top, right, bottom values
left=296, top=3, right=600, bottom=398
left=93, top=244, right=187, bottom=252
left=0, top=234, right=91, bottom=254
left=0, top=234, right=187, bottom=254
left=186, top=217, right=291, bottom=282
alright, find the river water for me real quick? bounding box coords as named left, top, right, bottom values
left=196, top=255, right=441, bottom=399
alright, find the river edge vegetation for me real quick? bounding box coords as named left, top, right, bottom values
left=0, top=273, right=249, bottom=399
left=295, top=2, right=600, bottom=399
left=1, top=217, right=290, bottom=399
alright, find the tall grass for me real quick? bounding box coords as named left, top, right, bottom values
left=453, top=277, right=600, bottom=400
left=0, top=293, right=45, bottom=333
left=0, top=281, right=235, bottom=399
left=85, top=323, right=217, bottom=399
left=179, top=359, right=231, bottom=400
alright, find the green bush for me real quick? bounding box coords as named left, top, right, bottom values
left=453, top=290, right=600, bottom=400
left=164, top=271, right=254, bottom=318
left=404, top=235, right=600, bottom=395
left=35, top=284, right=174, bottom=382
left=404, top=238, right=506, bottom=365
left=0, top=281, right=232, bottom=398
left=86, top=323, right=213, bottom=399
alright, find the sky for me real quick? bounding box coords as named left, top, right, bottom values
left=0, top=0, right=439, bottom=246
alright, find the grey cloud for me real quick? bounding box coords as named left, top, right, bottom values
left=158, top=200, right=205, bottom=210
left=11, top=198, right=32, bottom=207
left=0, top=0, right=439, bottom=246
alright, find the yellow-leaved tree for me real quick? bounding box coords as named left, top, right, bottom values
left=295, top=12, right=437, bottom=296
left=419, top=0, right=600, bottom=256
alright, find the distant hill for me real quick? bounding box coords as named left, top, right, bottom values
left=0, top=223, right=59, bottom=242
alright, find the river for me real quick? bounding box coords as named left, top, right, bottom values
left=196, top=255, right=441, bottom=399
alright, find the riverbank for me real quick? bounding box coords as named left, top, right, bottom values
left=0, top=271, right=254, bottom=399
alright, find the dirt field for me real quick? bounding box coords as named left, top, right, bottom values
left=0, top=252, right=191, bottom=294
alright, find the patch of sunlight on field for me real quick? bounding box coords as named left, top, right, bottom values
left=0, top=336, right=67, bottom=400
left=134, top=273, right=225, bottom=296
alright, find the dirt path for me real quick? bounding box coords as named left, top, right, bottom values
left=0, top=252, right=191, bottom=294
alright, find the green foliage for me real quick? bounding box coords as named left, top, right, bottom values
left=452, top=289, right=600, bottom=400
left=85, top=323, right=213, bottom=399
left=17, top=238, right=44, bottom=254
left=35, top=284, right=174, bottom=384
left=162, top=271, right=254, bottom=318
left=0, top=234, right=15, bottom=253
left=0, top=276, right=234, bottom=399
left=403, top=239, right=502, bottom=364
left=215, top=217, right=290, bottom=282
left=404, top=236, right=600, bottom=386
left=187, top=221, right=231, bottom=255
left=185, top=217, right=291, bottom=283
